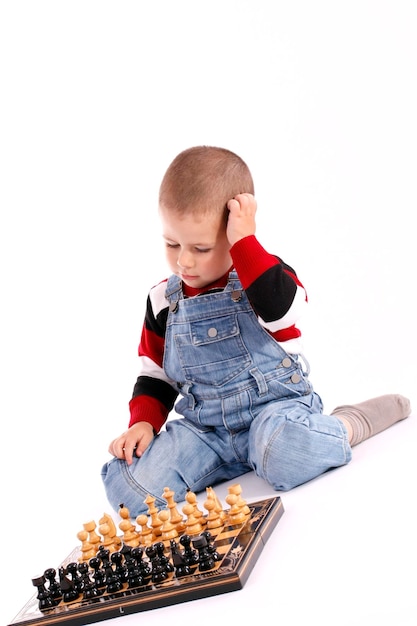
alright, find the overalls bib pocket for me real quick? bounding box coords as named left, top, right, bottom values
left=174, top=314, right=251, bottom=386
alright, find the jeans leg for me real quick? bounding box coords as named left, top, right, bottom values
left=101, top=418, right=250, bottom=517
left=248, top=393, right=352, bottom=491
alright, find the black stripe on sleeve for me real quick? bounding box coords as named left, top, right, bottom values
left=245, top=264, right=298, bottom=322
left=132, top=376, right=178, bottom=412
left=144, top=296, right=169, bottom=338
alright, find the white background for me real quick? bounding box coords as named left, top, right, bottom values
left=1, top=2, right=416, bottom=625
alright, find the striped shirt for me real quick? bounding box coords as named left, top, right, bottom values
left=129, top=235, right=307, bottom=432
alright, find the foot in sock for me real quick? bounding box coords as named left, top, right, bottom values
left=331, top=394, right=411, bottom=446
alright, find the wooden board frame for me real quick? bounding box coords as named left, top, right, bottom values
left=9, top=496, right=284, bottom=626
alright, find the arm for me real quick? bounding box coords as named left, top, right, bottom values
left=108, top=281, right=178, bottom=463
left=227, top=194, right=307, bottom=346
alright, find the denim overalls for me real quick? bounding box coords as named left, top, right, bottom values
left=102, top=271, right=351, bottom=516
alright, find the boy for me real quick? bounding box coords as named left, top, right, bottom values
left=102, top=146, right=410, bottom=517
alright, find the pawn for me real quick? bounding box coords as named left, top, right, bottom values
left=136, top=513, right=154, bottom=546
left=96, top=546, right=114, bottom=585
left=78, top=562, right=100, bottom=600
left=106, top=571, right=123, bottom=595
left=154, top=541, right=174, bottom=574
left=131, top=546, right=152, bottom=583
left=77, top=529, right=96, bottom=563
left=105, top=558, right=123, bottom=595
left=228, top=483, right=251, bottom=516
left=111, top=551, right=128, bottom=583
left=145, top=544, right=168, bottom=585
left=225, top=493, right=246, bottom=526
left=203, top=493, right=223, bottom=534
left=89, top=557, right=106, bottom=590
left=125, top=555, right=144, bottom=589
left=44, top=568, right=62, bottom=602
left=96, top=546, right=111, bottom=571
left=206, top=486, right=227, bottom=523
left=179, top=534, right=199, bottom=573
left=185, top=490, right=206, bottom=526
left=65, top=562, right=83, bottom=594
left=182, top=502, right=203, bottom=536
left=118, top=503, right=140, bottom=547
left=83, top=520, right=101, bottom=553
left=158, top=509, right=178, bottom=543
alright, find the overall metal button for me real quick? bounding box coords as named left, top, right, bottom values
left=169, top=301, right=179, bottom=313
left=291, top=373, right=301, bottom=384
left=208, top=327, right=218, bottom=338
left=282, top=357, right=292, bottom=368
left=231, top=290, right=242, bottom=302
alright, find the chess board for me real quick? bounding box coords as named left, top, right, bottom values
left=9, top=496, right=284, bottom=626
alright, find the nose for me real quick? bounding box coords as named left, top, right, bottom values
left=177, top=249, right=194, bottom=270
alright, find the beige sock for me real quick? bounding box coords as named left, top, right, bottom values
left=331, top=394, right=411, bottom=446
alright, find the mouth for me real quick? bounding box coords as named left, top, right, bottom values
left=180, top=274, right=199, bottom=281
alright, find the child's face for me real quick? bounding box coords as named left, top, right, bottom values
left=160, top=206, right=232, bottom=289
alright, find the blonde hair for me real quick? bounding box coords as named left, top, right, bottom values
left=159, top=146, right=254, bottom=220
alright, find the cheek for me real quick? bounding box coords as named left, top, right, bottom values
left=165, top=249, right=177, bottom=268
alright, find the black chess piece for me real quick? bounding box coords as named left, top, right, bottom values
left=120, top=543, right=132, bottom=560
left=32, top=575, right=55, bottom=611
left=170, top=541, right=192, bottom=578
left=43, top=568, right=62, bottom=602
left=96, top=546, right=111, bottom=571
left=155, top=541, right=174, bottom=573
left=96, top=547, right=117, bottom=588
left=105, top=568, right=123, bottom=595
left=66, top=562, right=83, bottom=593
left=89, top=557, right=106, bottom=590
left=59, top=567, right=79, bottom=602
left=201, top=530, right=222, bottom=561
left=111, top=551, right=128, bottom=583
left=78, top=562, right=101, bottom=600
left=130, top=546, right=152, bottom=583
left=146, top=544, right=168, bottom=584
left=179, top=534, right=199, bottom=573
left=192, top=535, right=216, bottom=571
left=124, top=552, right=145, bottom=589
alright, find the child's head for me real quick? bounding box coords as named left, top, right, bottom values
left=159, top=146, right=254, bottom=289
left=159, top=146, right=254, bottom=221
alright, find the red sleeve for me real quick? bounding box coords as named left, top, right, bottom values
left=129, top=395, right=169, bottom=433
left=230, top=235, right=280, bottom=289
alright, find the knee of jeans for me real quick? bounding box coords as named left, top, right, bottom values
left=101, top=458, right=150, bottom=517
left=250, top=417, right=340, bottom=491
left=254, top=443, right=303, bottom=491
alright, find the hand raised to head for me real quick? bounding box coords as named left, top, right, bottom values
left=226, top=193, right=257, bottom=246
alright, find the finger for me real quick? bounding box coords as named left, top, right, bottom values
left=227, top=198, right=240, bottom=212
left=236, top=193, right=255, bottom=212
left=122, top=447, right=132, bottom=465
left=108, top=440, right=122, bottom=458
left=135, top=440, right=149, bottom=458
left=233, top=193, right=249, bottom=205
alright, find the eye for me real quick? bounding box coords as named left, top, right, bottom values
left=165, top=242, right=179, bottom=249
left=195, top=247, right=211, bottom=253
